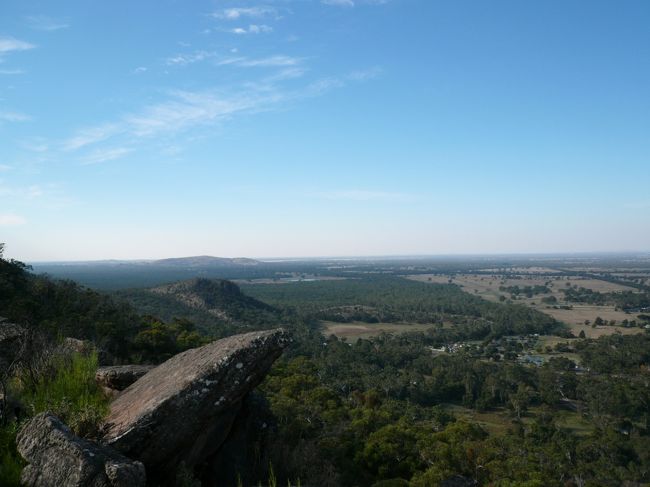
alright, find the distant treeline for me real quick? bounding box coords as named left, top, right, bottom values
left=242, top=277, right=565, bottom=339
left=561, top=286, right=650, bottom=310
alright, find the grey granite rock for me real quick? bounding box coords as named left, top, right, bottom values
left=17, top=412, right=146, bottom=487
left=102, top=329, right=290, bottom=483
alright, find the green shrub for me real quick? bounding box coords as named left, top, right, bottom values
left=0, top=422, right=23, bottom=487
left=372, top=480, right=410, bottom=487
left=16, top=351, right=108, bottom=438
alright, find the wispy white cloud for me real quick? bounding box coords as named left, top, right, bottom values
left=132, top=66, right=147, bottom=74
left=0, top=214, right=26, bottom=226
left=166, top=50, right=216, bottom=66
left=20, top=137, right=49, bottom=153
left=322, top=0, right=355, bottom=6
left=0, top=165, right=12, bottom=172
left=62, top=87, right=286, bottom=149
left=62, top=65, right=379, bottom=154
left=264, top=67, right=308, bottom=82
left=211, top=7, right=279, bottom=20
left=221, top=55, right=301, bottom=67
left=303, top=67, right=382, bottom=96
left=0, top=68, right=25, bottom=75
left=0, top=37, right=35, bottom=54
left=321, top=0, right=389, bottom=6
left=0, top=180, right=74, bottom=210
left=0, top=181, right=44, bottom=199
left=26, top=15, right=70, bottom=31
left=227, top=24, right=273, bottom=35
left=346, top=66, right=382, bottom=81
left=0, top=111, right=31, bottom=122
left=64, top=124, right=120, bottom=151
left=82, top=147, right=133, bottom=165
left=315, top=190, right=417, bottom=202
left=125, top=89, right=283, bottom=137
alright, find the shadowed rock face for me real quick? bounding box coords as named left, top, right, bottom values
left=0, top=322, right=25, bottom=370
left=96, top=365, right=155, bottom=391
left=102, top=329, right=290, bottom=482
left=17, top=412, right=146, bottom=487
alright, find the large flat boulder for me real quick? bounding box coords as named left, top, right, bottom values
left=102, top=329, right=290, bottom=481
left=17, top=412, right=146, bottom=487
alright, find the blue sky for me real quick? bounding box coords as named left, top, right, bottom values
left=1, top=0, right=649, bottom=261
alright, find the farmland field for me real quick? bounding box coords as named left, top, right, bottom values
left=408, top=273, right=646, bottom=337
left=443, top=404, right=594, bottom=437
left=322, top=320, right=441, bottom=340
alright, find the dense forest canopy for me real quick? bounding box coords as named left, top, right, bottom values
left=241, top=277, right=565, bottom=339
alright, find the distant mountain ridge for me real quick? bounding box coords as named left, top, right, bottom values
left=117, top=278, right=279, bottom=336
left=152, top=256, right=260, bottom=267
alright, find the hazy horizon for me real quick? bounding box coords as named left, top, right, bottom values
left=2, top=0, right=649, bottom=261
left=19, top=249, right=650, bottom=265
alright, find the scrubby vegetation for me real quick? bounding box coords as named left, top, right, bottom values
left=261, top=331, right=650, bottom=486
left=561, top=286, right=650, bottom=311
left=242, top=278, right=564, bottom=339
left=15, top=352, right=109, bottom=437
left=117, top=278, right=281, bottom=338
left=0, top=350, right=109, bottom=485
left=0, top=422, right=22, bottom=487
left=2, top=245, right=650, bottom=486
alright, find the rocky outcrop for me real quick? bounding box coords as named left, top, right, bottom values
left=102, top=329, right=290, bottom=483
left=96, top=365, right=155, bottom=392
left=0, top=321, right=25, bottom=371
left=62, top=337, right=94, bottom=355
left=17, top=412, right=146, bottom=487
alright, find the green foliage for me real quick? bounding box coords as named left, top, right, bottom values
left=576, top=333, right=650, bottom=373
left=16, top=352, right=108, bottom=437
left=371, top=480, right=410, bottom=487
left=243, top=277, right=563, bottom=339
left=262, top=326, right=650, bottom=486
left=174, top=462, right=202, bottom=487
left=561, top=286, right=650, bottom=311
left=0, top=422, right=22, bottom=487
left=499, top=285, right=551, bottom=298
left=131, top=317, right=210, bottom=362
left=0, top=252, right=222, bottom=364
left=5, top=247, right=650, bottom=485
left=116, top=279, right=282, bottom=338
left=0, top=252, right=140, bottom=361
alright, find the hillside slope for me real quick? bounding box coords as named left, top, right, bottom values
left=118, top=278, right=281, bottom=336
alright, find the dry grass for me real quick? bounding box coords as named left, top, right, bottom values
left=442, top=404, right=514, bottom=435
left=480, top=266, right=559, bottom=274
left=528, top=302, right=642, bottom=338
left=408, top=274, right=637, bottom=295
left=408, top=273, right=645, bottom=338
left=234, top=276, right=347, bottom=285
left=443, top=403, right=594, bottom=437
